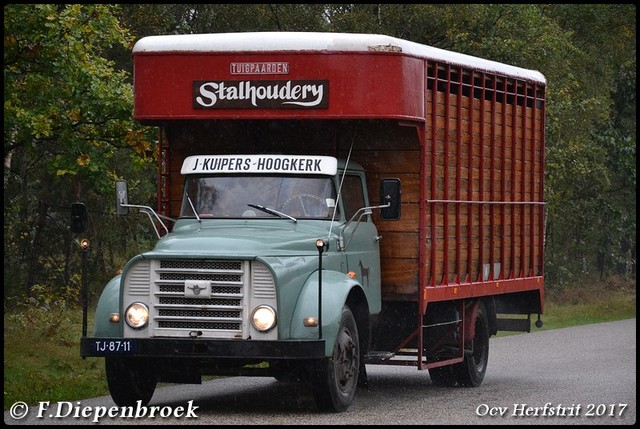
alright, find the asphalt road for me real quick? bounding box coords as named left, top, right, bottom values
left=5, top=318, right=636, bottom=425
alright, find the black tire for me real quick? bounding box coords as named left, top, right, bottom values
left=312, top=306, right=360, bottom=412
left=105, top=357, right=157, bottom=407
left=456, top=301, right=490, bottom=387
left=429, top=364, right=458, bottom=387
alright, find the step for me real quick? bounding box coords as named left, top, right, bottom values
left=364, top=351, right=396, bottom=363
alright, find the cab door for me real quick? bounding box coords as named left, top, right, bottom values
left=339, top=173, right=381, bottom=314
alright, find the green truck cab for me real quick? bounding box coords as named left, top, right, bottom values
left=84, top=154, right=399, bottom=412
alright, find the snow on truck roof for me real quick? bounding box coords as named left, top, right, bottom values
left=133, top=32, right=546, bottom=85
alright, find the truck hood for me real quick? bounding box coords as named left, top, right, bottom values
left=146, top=220, right=336, bottom=258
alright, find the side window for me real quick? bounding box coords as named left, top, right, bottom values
left=340, top=175, right=366, bottom=221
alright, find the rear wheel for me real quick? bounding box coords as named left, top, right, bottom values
left=456, top=301, right=490, bottom=387
left=312, top=306, right=360, bottom=412
left=105, top=357, right=157, bottom=406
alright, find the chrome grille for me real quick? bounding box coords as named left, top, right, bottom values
left=160, top=273, right=242, bottom=282
left=158, top=309, right=241, bottom=318
left=159, top=260, right=242, bottom=270
left=151, top=259, right=249, bottom=339
left=158, top=297, right=241, bottom=306
left=158, top=321, right=241, bottom=330
left=124, top=258, right=276, bottom=340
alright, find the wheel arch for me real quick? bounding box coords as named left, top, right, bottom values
left=480, top=297, right=498, bottom=337
left=291, top=269, right=367, bottom=356
left=463, top=297, right=496, bottom=342
left=94, top=274, right=123, bottom=337
left=345, top=286, right=371, bottom=355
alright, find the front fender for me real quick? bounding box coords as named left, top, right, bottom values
left=93, top=275, right=122, bottom=337
left=290, top=270, right=362, bottom=356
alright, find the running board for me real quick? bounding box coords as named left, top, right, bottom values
left=364, top=351, right=396, bottom=363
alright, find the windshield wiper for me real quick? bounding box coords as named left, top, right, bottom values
left=247, top=204, right=297, bottom=223
left=187, top=196, right=201, bottom=222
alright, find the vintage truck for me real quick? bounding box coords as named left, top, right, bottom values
left=80, top=32, right=546, bottom=412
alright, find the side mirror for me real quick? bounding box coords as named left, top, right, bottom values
left=71, top=202, right=88, bottom=233
left=380, top=178, right=401, bottom=220
left=115, top=180, right=129, bottom=216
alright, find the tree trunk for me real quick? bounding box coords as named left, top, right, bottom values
left=25, top=197, right=50, bottom=295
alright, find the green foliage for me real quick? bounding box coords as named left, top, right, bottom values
left=6, top=286, right=78, bottom=339
left=540, top=4, right=636, bottom=285
left=4, top=5, right=158, bottom=302
left=118, top=4, right=331, bottom=35
left=5, top=4, right=138, bottom=189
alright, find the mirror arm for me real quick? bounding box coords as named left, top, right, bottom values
left=121, top=203, right=169, bottom=238
left=339, top=203, right=390, bottom=251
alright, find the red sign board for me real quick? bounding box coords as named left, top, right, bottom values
left=133, top=52, right=424, bottom=122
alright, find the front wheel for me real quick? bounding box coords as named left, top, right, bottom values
left=311, top=306, right=360, bottom=412
left=105, top=357, right=157, bottom=406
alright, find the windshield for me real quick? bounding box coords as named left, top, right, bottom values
left=180, top=175, right=338, bottom=219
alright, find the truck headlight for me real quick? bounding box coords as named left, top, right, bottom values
left=251, top=305, right=277, bottom=332
left=125, top=302, right=149, bottom=329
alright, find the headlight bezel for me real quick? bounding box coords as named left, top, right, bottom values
left=124, top=302, right=150, bottom=330
left=251, top=305, right=277, bottom=332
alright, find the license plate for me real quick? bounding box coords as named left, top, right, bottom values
left=90, top=339, right=137, bottom=355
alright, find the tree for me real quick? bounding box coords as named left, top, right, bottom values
left=4, top=4, right=156, bottom=302
left=540, top=4, right=636, bottom=283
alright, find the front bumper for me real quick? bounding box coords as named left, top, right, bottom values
left=80, top=337, right=325, bottom=359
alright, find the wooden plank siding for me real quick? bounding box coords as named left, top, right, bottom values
left=421, top=64, right=545, bottom=298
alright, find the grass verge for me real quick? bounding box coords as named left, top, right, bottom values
left=539, top=276, right=636, bottom=330
left=4, top=307, right=108, bottom=411
left=3, top=277, right=635, bottom=410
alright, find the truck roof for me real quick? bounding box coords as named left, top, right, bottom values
left=133, top=32, right=545, bottom=84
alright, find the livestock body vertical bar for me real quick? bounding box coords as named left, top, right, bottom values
left=510, top=81, right=518, bottom=279
left=441, top=65, right=451, bottom=285
left=478, top=72, right=486, bottom=281
left=534, top=88, right=546, bottom=276
left=489, top=74, right=497, bottom=281
left=530, top=87, right=538, bottom=277
left=520, top=82, right=528, bottom=277
left=467, top=72, right=475, bottom=283
left=443, top=65, right=451, bottom=285
left=455, top=67, right=463, bottom=284
left=500, top=77, right=508, bottom=280
left=429, top=64, right=438, bottom=287
left=418, top=61, right=430, bottom=368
